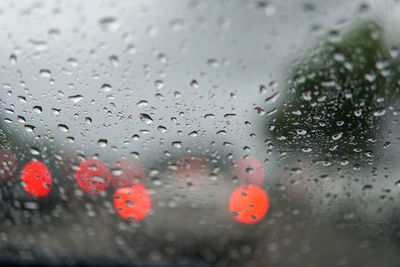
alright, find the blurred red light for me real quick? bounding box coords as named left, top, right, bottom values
left=75, top=158, right=111, bottom=194
left=233, top=156, right=265, bottom=185
left=113, top=183, right=152, bottom=221
left=174, top=156, right=210, bottom=188
left=229, top=184, right=269, bottom=224
left=21, top=160, right=52, bottom=197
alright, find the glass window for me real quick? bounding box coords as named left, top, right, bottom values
left=1, top=0, right=400, bottom=266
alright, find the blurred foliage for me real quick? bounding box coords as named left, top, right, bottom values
left=269, top=21, right=400, bottom=161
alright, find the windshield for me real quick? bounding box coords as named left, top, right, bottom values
left=1, top=0, right=400, bottom=266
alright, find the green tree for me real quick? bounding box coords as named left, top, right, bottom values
left=269, top=21, right=400, bottom=161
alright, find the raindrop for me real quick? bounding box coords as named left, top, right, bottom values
left=302, top=90, right=312, bottom=101
left=383, top=142, right=391, bottom=149
left=17, top=116, right=26, bottom=123
left=125, top=200, right=134, bottom=206
left=99, top=17, right=120, bottom=32
left=189, top=131, right=198, bottom=137
left=332, top=132, right=343, bottom=140
left=23, top=202, right=39, bottom=210
left=39, top=69, right=51, bottom=78
left=24, top=125, right=35, bottom=133
left=68, top=95, right=83, bottom=103
left=109, top=55, right=119, bottom=67
left=67, top=58, right=78, bottom=67
left=136, top=100, right=148, bottom=107
left=127, top=44, right=136, bottom=54
left=204, top=114, right=215, bottom=119
left=389, top=46, right=399, bottom=58
left=224, top=113, right=236, bottom=118
left=265, top=92, right=280, bottom=104
left=98, top=139, right=108, bottom=147
left=296, top=129, right=307, bottom=135
left=172, top=141, right=182, bottom=148
left=10, top=54, right=17, bottom=65
left=58, top=124, right=69, bottom=132
left=373, top=108, right=386, bottom=117
left=190, top=80, right=199, bottom=88
left=207, top=58, right=219, bottom=68
left=33, top=106, right=42, bottom=113
left=29, top=147, right=41, bottom=155
left=101, top=84, right=112, bottom=92
left=354, top=109, right=363, bottom=117
left=157, top=53, right=168, bottom=64
left=157, top=125, right=167, bottom=133
left=52, top=108, right=61, bottom=115
left=18, top=96, right=27, bottom=103
left=365, top=151, right=374, bottom=158
left=111, top=167, right=123, bottom=176
left=154, top=80, right=165, bottom=89
left=91, top=175, right=107, bottom=183
left=140, top=113, right=153, bottom=124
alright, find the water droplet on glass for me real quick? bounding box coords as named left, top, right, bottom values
left=373, top=108, right=386, bottom=117
left=24, top=125, right=35, bottom=133
left=190, top=80, right=199, bottom=88
left=204, top=114, right=215, bottom=119
left=98, top=139, right=108, bottom=147
left=296, top=129, right=307, bottom=136
left=68, top=95, right=83, bottom=103
left=29, top=147, right=41, bottom=155
left=136, top=100, right=148, bottom=107
left=10, top=54, right=17, bottom=65
left=39, top=69, right=51, bottom=78
left=99, top=17, right=120, bottom=32
left=101, top=84, right=112, bottom=92
left=33, top=106, right=42, bottom=113
left=189, top=131, right=198, bottom=137
left=17, top=116, right=26, bottom=123
left=265, top=92, right=280, bottom=104
left=354, top=109, right=363, bottom=117
left=332, top=132, right=343, bottom=140
left=157, top=125, right=167, bottom=133
left=383, top=142, right=391, bottom=149
left=58, top=124, right=69, bottom=133
left=109, top=55, right=119, bottom=67
left=172, top=141, right=182, bottom=148
left=154, top=80, right=165, bottom=89
left=127, top=44, right=136, bottom=54
left=140, top=113, right=153, bottom=124
left=207, top=58, right=219, bottom=68
left=67, top=58, right=78, bottom=67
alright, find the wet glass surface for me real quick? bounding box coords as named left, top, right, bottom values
left=1, top=0, right=400, bottom=266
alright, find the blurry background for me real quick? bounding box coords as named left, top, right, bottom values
left=1, top=0, right=400, bottom=266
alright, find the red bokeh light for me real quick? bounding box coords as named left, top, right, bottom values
left=174, top=156, right=210, bottom=188
left=113, top=183, right=152, bottom=221
left=75, top=158, right=111, bottom=194
left=233, top=156, right=265, bottom=186
left=229, top=184, right=269, bottom=224
left=111, top=157, right=145, bottom=188
left=0, top=149, right=18, bottom=182
left=21, top=160, right=52, bottom=197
